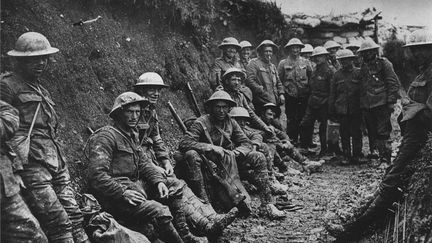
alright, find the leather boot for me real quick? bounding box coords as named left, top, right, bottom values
left=206, top=207, right=239, bottom=235
left=172, top=199, right=207, bottom=243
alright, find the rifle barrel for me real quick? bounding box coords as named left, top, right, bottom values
left=167, top=101, right=187, bottom=134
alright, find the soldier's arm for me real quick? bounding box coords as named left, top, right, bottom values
left=275, top=127, right=290, bottom=141
left=87, top=132, right=127, bottom=200
left=0, top=81, right=14, bottom=104
left=242, top=97, right=269, bottom=131
left=277, top=60, right=285, bottom=84
left=275, top=66, right=285, bottom=96
left=0, top=100, right=19, bottom=141
left=231, top=119, right=253, bottom=156
left=328, top=73, right=337, bottom=115
left=383, top=58, right=401, bottom=104
left=150, top=114, right=170, bottom=162
left=179, top=120, right=213, bottom=153
left=248, top=128, right=264, bottom=146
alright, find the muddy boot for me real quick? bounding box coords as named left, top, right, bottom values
left=171, top=197, right=207, bottom=243
left=260, top=204, right=286, bottom=220
left=158, top=222, right=184, bottom=243
left=189, top=179, right=210, bottom=204
left=269, top=177, right=288, bottom=195
left=206, top=207, right=239, bottom=235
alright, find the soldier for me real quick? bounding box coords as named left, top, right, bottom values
left=344, top=41, right=362, bottom=68
left=85, top=92, right=205, bottom=243
left=300, top=44, right=314, bottom=61
left=299, top=47, right=335, bottom=155
left=329, top=49, right=363, bottom=164
left=330, top=28, right=432, bottom=242
left=220, top=67, right=271, bottom=134
left=245, top=40, right=285, bottom=116
left=210, top=37, right=242, bottom=90
left=179, top=90, right=286, bottom=219
left=324, top=40, right=342, bottom=70
left=133, top=72, right=238, bottom=237
left=228, top=106, right=289, bottom=195
left=1, top=100, right=48, bottom=243
left=0, top=32, right=89, bottom=243
left=278, top=38, right=313, bottom=145
left=357, top=39, right=400, bottom=165
left=238, top=40, right=254, bottom=102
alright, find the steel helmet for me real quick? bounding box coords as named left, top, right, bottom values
left=404, top=29, right=432, bottom=47
left=262, top=103, right=281, bottom=117
left=344, top=42, right=360, bottom=51
left=222, top=67, right=246, bottom=81
left=218, top=37, right=241, bottom=50
left=284, top=38, right=305, bottom=49
left=301, top=44, right=313, bottom=53
left=229, top=107, right=250, bottom=118
left=204, top=90, right=236, bottom=107
left=256, top=40, right=278, bottom=52
left=336, top=49, right=356, bottom=59
left=310, top=46, right=329, bottom=57
left=324, top=40, right=341, bottom=50
left=239, top=40, right=253, bottom=49
left=357, top=39, right=380, bottom=52
left=7, top=32, right=59, bottom=57
left=109, top=92, right=149, bottom=118
left=134, top=72, right=169, bottom=88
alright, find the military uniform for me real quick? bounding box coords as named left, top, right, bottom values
left=86, top=124, right=188, bottom=243
left=179, top=114, right=272, bottom=211
left=0, top=100, right=48, bottom=243
left=210, top=57, right=242, bottom=90
left=300, top=62, right=334, bottom=152
left=277, top=56, right=313, bottom=142
left=246, top=57, right=285, bottom=114
left=329, top=67, right=362, bottom=160
left=382, top=63, right=432, bottom=192
left=0, top=73, right=87, bottom=243
left=359, top=57, right=400, bottom=163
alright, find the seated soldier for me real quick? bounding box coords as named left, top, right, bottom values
left=228, top=107, right=289, bottom=195
left=133, top=72, right=238, bottom=237
left=179, top=90, right=286, bottom=219
left=260, top=103, right=324, bottom=174
left=85, top=92, right=205, bottom=243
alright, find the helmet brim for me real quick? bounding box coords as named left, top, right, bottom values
left=403, top=42, right=432, bottom=48
left=109, top=99, right=149, bottom=118
left=218, top=44, right=241, bottom=50
left=284, top=43, right=305, bottom=49
left=204, top=98, right=236, bottom=108
left=7, top=47, right=59, bottom=57
left=133, top=83, right=169, bottom=88
left=336, top=55, right=356, bottom=59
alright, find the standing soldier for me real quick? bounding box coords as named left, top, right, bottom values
left=344, top=41, right=362, bottom=68
left=133, top=72, right=238, bottom=237
left=357, top=39, right=400, bottom=166
left=1, top=100, right=48, bottom=243
left=179, top=90, right=286, bottom=219
left=330, top=28, right=432, bottom=242
left=324, top=40, right=342, bottom=71
left=329, top=49, right=363, bottom=164
left=238, top=40, right=254, bottom=102
left=299, top=47, right=334, bottom=155
left=210, top=37, right=242, bottom=90
left=300, top=44, right=314, bottom=61
left=85, top=92, right=205, bottom=243
left=0, top=32, right=89, bottom=243
left=278, top=38, right=313, bottom=145
left=246, top=40, right=285, bottom=116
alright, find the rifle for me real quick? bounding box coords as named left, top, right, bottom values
left=166, top=100, right=246, bottom=208
left=186, top=82, right=202, bottom=117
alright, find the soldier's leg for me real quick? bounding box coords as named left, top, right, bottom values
left=339, top=115, right=351, bottom=160
left=1, top=190, right=48, bottom=243
left=19, top=163, right=74, bottom=243
left=299, top=106, right=317, bottom=149
left=52, top=167, right=89, bottom=243
left=317, top=105, right=329, bottom=154
left=183, top=150, right=209, bottom=203
left=350, top=114, right=363, bottom=161
left=373, top=105, right=393, bottom=164
left=364, top=109, right=379, bottom=157
left=285, top=95, right=300, bottom=142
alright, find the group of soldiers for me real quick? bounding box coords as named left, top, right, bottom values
left=1, top=27, right=431, bottom=243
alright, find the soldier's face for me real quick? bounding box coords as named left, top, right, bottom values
left=224, top=46, right=238, bottom=59
left=120, top=104, right=141, bottom=129
left=212, top=101, right=230, bottom=121
left=226, top=74, right=242, bottom=91
left=17, top=55, right=49, bottom=78
left=290, top=46, right=301, bottom=57
left=235, top=117, right=247, bottom=127
left=328, top=47, right=339, bottom=57
left=261, top=46, right=273, bottom=62
left=262, top=108, right=275, bottom=124
left=140, top=86, right=161, bottom=104
left=340, top=58, right=354, bottom=69
left=361, top=49, right=377, bottom=62
left=313, top=55, right=327, bottom=65
left=301, top=53, right=311, bottom=59
left=241, top=48, right=251, bottom=60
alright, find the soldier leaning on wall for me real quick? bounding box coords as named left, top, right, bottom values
left=0, top=32, right=89, bottom=243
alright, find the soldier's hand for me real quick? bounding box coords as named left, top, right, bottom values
left=15, top=174, right=26, bottom=189
left=264, top=126, right=274, bottom=137
left=401, top=97, right=411, bottom=106
left=162, top=160, right=174, bottom=176
left=123, top=189, right=146, bottom=206
left=279, top=95, right=285, bottom=105
left=157, top=182, right=169, bottom=198
left=211, top=145, right=225, bottom=157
